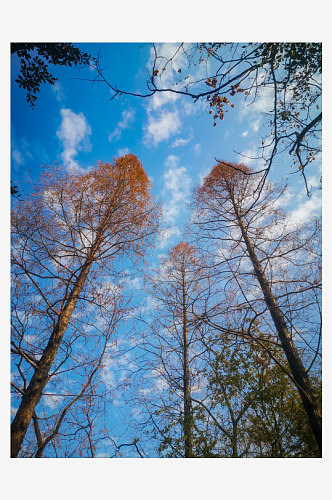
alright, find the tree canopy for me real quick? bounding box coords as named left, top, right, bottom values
left=11, top=43, right=93, bottom=107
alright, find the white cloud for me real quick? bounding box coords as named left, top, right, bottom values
left=242, top=130, right=248, bottom=137
left=12, top=148, right=24, bottom=166
left=108, top=109, right=135, bottom=142
left=56, top=108, right=92, bottom=170
left=117, top=148, right=130, bottom=157
left=193, top=143, right=201, bottom=155
left=11, top=138, right=33, bottom=166
left=43, top=393, right=61, bottom=411
left=162, top=159, right=192, bottom=223
left=146, top=43, right=185, bottom=110
left=146, top=43, right=211, bottom=112
left=238, top=85, right=274, bottom=134
left=182, top=99, right=205, bottom=116
left=239, top=85, right=274, bottom=120
left=198, top=166, right=211, bottom=186
left=164, top=166, right=189, bottom=194
left=290, top=191, right=322, bottom=223
left=171, top=135, right=192, bottom=148
left=142, top=43, right=208, bottom=145
left=158, top=226, right=181, bottom=249
left=144, top=110, right=181, bottom=145
left=250, top=119, right=260, bottom=132
left=151, top=90, right=179, bottom=109
left=52, top=82, right=65, bottom=102
left=236, top=147, right=259, bottom=166
left=164, top=155, right=179, bottom=168
left=306, top=175, right=321, bottom=189
left=273, top=188, right=294, bottom=209
left=122, top=276, right=142, bottom=290
left=236, top=140, right=273, bottom=170
left=20, top=138, right=33, bottom=158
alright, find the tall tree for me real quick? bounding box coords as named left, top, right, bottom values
left=189, top=161, right=322, bottom=453
left=132, top=241, right=208, bottom=458
left=11, top=154, right=161, bottom=457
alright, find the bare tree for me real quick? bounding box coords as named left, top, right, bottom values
left=129, top=242, right=210, bottom=457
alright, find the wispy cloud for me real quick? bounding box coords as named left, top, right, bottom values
left=161, top=155, right=192, bottom=223
left=236, top=147, right=259, bottom=166
left=239, top=85, right=274, bottom=120
left=144, top=110, right=181, bottom=145
left=164, top=155, right=179, bottom=168
left=117, top=148, right=130, bottom=157
left=56, top=108, right=92, bottom=170
left=108, top=109, right=135, bottom=142
left=158, top=226, right=181, bottom=249
left=236, top=141, right=273, bottom=169
left=181, top=98, right=206, bottom=116
left=150, top=90, right=179, bottom=109
left=11, top=147, right=24, bottom=166
left=239, top=85, right=274, bottom=134
left=290, top=191, right=322, bottom=223
left=143, top=44, right=206, bottom=146
left=52, top=82, right=65, bottom=102
left=11, top=138, right=34, bottom=167
left=193, top=143, right=201, bottom=155
left=158, top=226, right=182, bottom=249
left=146, top=43, right=210, bottom=113
left=146, top=43, right=183, bottom=110
left=171, top=135, right=193, bottom=148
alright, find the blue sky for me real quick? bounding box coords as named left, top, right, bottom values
left=11, top=42, right=322, bottom=257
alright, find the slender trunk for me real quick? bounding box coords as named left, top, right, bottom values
left=11, top=205, right=116, bottom=458
left=230, top=195, right=322, bottom=454
left=232, top=425, right=238, bottom=458
left=182, top=266, right=192, bottom=458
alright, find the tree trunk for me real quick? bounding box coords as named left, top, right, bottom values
left=182, top=266, right=192, bottom=458
left=230, top=196, right=322, bottom=454
left=232, top=425, right=238, bottom=458
left=11, top=259, right=94, bottom=457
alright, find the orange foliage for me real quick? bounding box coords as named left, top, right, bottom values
left=26, top=154, right=160, bottom=263
left=194, top=160, right=251, bottom=200
left=166, top=241, right=197, bottom=265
